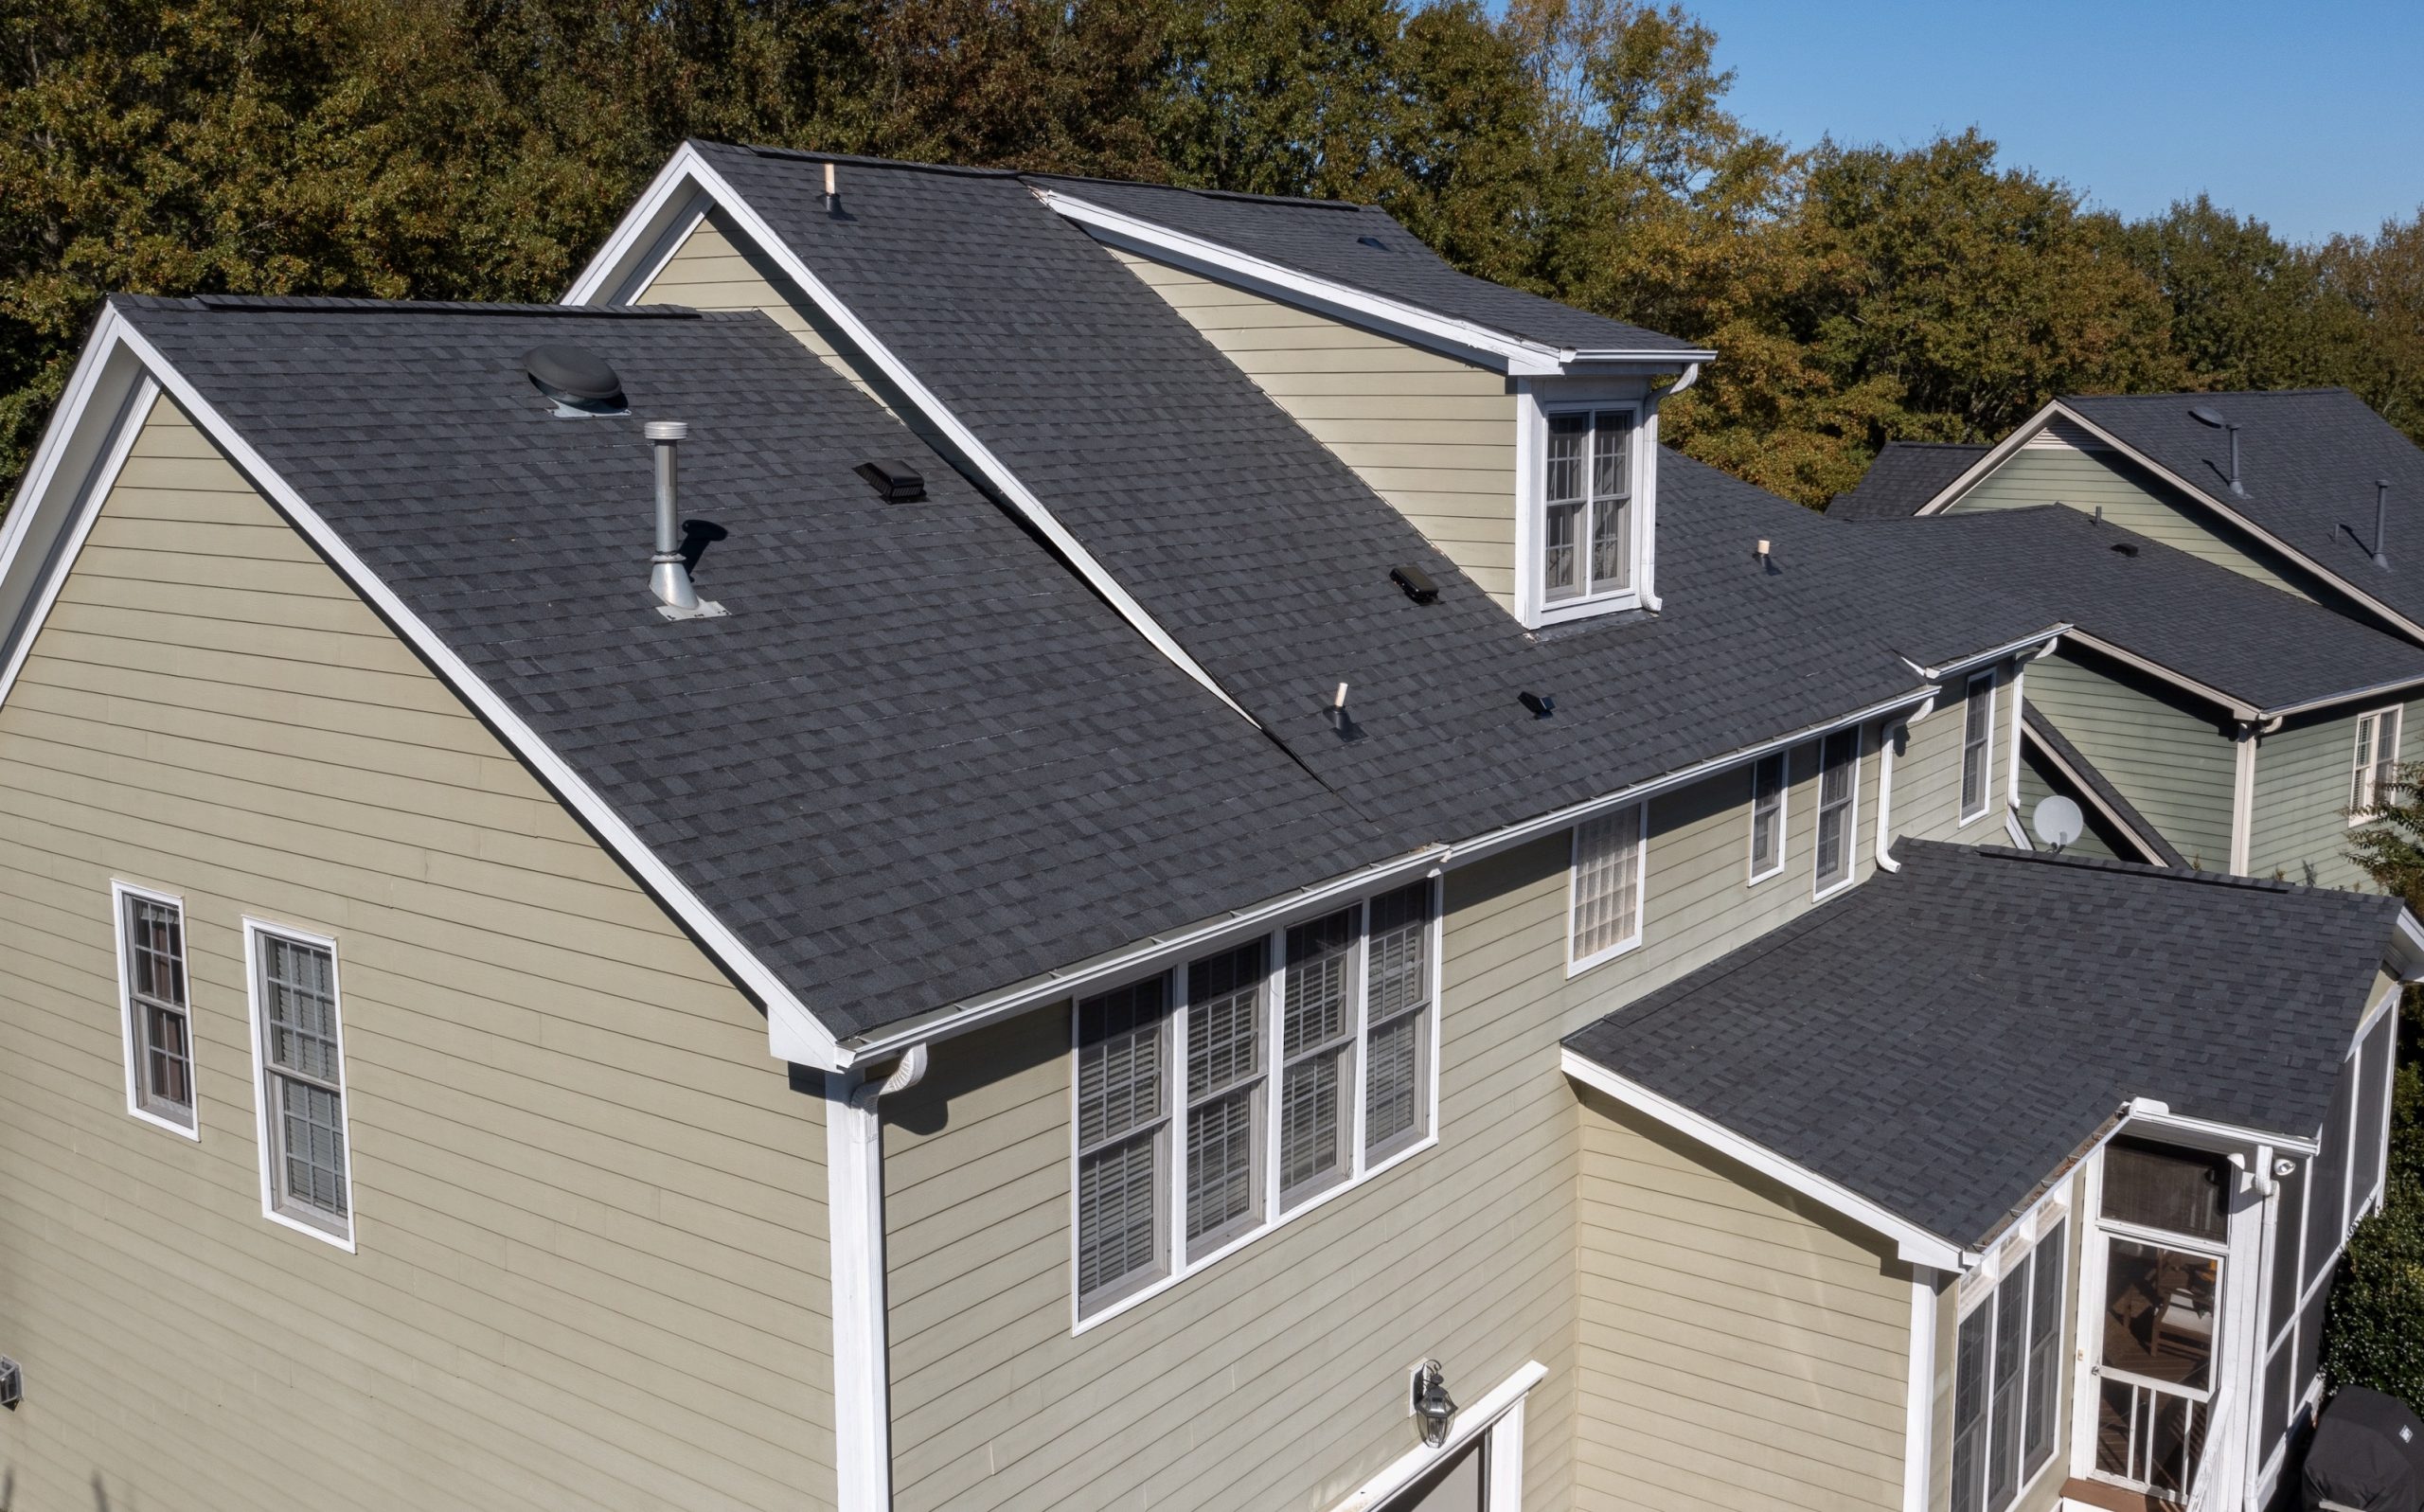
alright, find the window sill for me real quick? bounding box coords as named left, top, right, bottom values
left=1811, top=873, right=1858, bottom=903
left=1530, top=589, right=1642, bottom=630
left=1070, top=1131, right=1438, bottom=1336
left=127, top=1103, right=201, bottom=1142
left=262, top=1201, right=355, bottom=1254
left=1745, top=861, right=1785, bottom=888
left=1566, top=932, right=1644, bottom=979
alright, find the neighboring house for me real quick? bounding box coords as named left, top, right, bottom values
left=0, top=146, right=2411, bottom=1512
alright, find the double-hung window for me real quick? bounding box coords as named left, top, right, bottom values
left=2350, top=706, right=2402, bottom=820
left=1961, top=673, right=1996, bottom=822
left=1534, top=406, right=1637, bottom=620
left=1746, top=753, right=1788, bottom=882
left=1952, top=1213, right=2069, bottom=1512
left=115, top=883, right=196, bottom=1134
left=1072, top=880, right=1440, bottom=1323
left=1812, top=728, right=1861, bottom=896
left=246, top=922, right=355, bottom=1247
left=1570, top=803, right=1647, bottom=971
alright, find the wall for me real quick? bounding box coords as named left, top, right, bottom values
left=1576, top=1088, right=1915, bottom=1511
left=1104, top=249, right=1524, bottom=613
left=2022, top=650, right=2238, bottom=870
left=2250, top=695, right=2424, bottom=890
left=0, top=396, right=835, bottom=1512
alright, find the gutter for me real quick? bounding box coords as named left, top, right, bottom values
left=1900, top=623, right=2073, bottom=683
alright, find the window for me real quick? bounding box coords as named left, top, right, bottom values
left=1072, top=881, right=1441, bottom=1323
left=1952, top=1216, right=2068, bottom=1512
left=245, top=923, right=354, bottom=1247
left=1534, top=406, right=1636, bottom=618
left=1570, top=803, right=1647, bottom=970
left=115, top=883, right=197, bottom=1135
left=2350, top=706, right=2403, bottom=820
left=1812, top=729, right=1861, bottom=895
left=1961, top=673, right=1996, bottom=821
left=1746, top=753, right=1788, bottom=882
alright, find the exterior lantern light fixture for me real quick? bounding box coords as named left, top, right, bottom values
left=1411, top=1360, right=1456, bottom=1449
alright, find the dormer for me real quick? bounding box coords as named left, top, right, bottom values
left=1030, top=182, right=1710, bottom=628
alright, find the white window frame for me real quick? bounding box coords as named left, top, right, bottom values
left=1568, top=801, right=1649, bottom=975
left=1514, top=385, right=1651, bottom=629
left=1069, top=879, right=1443, bottom=1332
left=1811, top=727, right=1864, bottom=899
left=1950, top=1200, right=2070, bottom=1512
left=1746, top=751, right=1789, bottom=884
left=1960, top=672, right=1997, bottom=823
left=112, top=880, right=200, bottom=1140
left=2348, top=704, right=2403, bottom=824
left=242, top=917, right=358, bottom=1253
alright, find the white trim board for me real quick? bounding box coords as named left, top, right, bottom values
left=1326, top=1360, right=1547, bottom=1512
left=561, top=143, right=1253, bottom=726
left=1560, top=1048, right=1972, bottom=1270
left=0, top=314, right=849, bottom=1070
left=240, top=915, right=359, bottom=1253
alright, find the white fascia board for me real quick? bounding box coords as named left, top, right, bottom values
left=9, top=318, right=849, bottom=1071
left=563, top=148, right=712, bottom=306
left=2255, top=672, right=2424, bottom=723
left=1036, top=187, right=1713, bottom=378
left=2389, top=908, right=2424, bottom=984
left=1560, top=1048, right=1972, bottom=1271
left=2124, top=1097, right=2319, bottom=1159
left=570, top=149, right=1253, bottom=727
left=1901, top=624, right=2071, bottom=684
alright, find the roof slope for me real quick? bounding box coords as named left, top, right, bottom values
left=686, top=143, right=2064, bottom=844
left=1565, top=841, right=2399, bottom=1249
left=2018, top=703, right=2189, bottom=869
left=1869, top=506, right=2424, bottom=714
left=1024, top=170, right=1705, bottom=358
left=2060, top=389, right=2424, bottom=625
left=117, top=296, right=1395, bottom=1039
left=1827, top=441, right=1989, bottom=521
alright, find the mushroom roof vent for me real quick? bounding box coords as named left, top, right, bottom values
left=525, top=344, right=628, bottom=416
left=855, top=459, right=926, bottom=503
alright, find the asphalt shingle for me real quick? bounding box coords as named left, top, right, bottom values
left=1827, top=441, right=1989, bottom=520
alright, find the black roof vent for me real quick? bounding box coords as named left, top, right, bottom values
left=1390, top=564, right=1438, bottom=604
left=2110, top=541, right=2139, bottom=557
left=1518, top=691, right=1556, bottom=720
left=1357, top=235, right=1390, bottom=251
left=524, top=345, right=627, bottom=416
left=855, top=460, right=926, bottom=503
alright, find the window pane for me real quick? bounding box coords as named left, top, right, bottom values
left=2102, top=1139, right=2229, bottom=1242
left=1077, top=977, right=1167, bottom=1149
left=1278, top=1048, right=1347, bottom=1196
left=1364, top=1008, right=1424, bottom=1154
left=145, top=1004, right=191, bottom=1109
left=1078, top=1132, right=1162, bottom=1298
left=1962, top=678, right=1992, bottom=815
left=1365, top=882, right=1429, bottom=1021
left=1542, top=501, right=1583, bottom=600
left=262, top=937, right=341, bottom=1084
left=1591, top=414, right=1630, bottom=498
left=2377, top=709, right=2401, bottom=805
left=1750, top=755, right=1785, bottom=874
left=1187, top=941, right=1265, bottom=1097
left=1814, top=732, right=1857, bottom=887
left=129, top=898, right=186, bottom=1007
left=1283, top=910, right=1355, bottom=1058
left=1572, top=806, right=1643, bottom=961
left=1544, top=415, right=1586, bottom=502
left=1185, top=1086, right=1258, bottom=1242
left=2305, top=1065, right=2356, bottom=1287
left=2353, top=717, right=2377, bottom=810
left=1590, top=493, right=1631, bottom=592
left=277, top=1076, right=348, bottom=1218
left=1952, top=1305, right=1990, bottom=1512
left=2100, top=1238, right=2217, bottom=1391
left=2023, top=1221, right=2066, bottom=1474
left=1987, top=1257, right=2028, bottom=1506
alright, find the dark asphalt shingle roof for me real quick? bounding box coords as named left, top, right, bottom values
left=116, top=295, right=1398, bottom=1038
left=1564, top=840, right=2399, bottom=1250
left=2061, top=389, right=2424, bottom=627
left=2018, top=703, right=2189, bottom=868
left=1023, top=171, right=1707, bottom=358
left=1827, top=441, right=1990, bottom=521
left=1867, top=506, right=2424, bottom=714
left=689, top=143, right=2065, bottom=844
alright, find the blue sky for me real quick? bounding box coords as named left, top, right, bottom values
left=1671, top=1, right=2424, bottom=244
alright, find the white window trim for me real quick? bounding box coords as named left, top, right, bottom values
left=1950, top=1203, right=2070, bottom=1512
left=1567, top=801, right=1649, bottom=976
left=1514, top=384, right=1653, bottom=629
left=1960, top=671, right=1997, bottom=824
left=2347, top=704, right=2403, bottom=827
left=1812, top=727, right=1865, bottom=900
left=111, top=879, right=200, bottom=1141
left=241, top=917, right=358, bottom=1254
left=1746, top=750, right=1790, bottom=885
left=1070, top=878, right=1443, bottom=1334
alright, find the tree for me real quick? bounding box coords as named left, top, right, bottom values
left=2121, top=195, right=2368, bottom=397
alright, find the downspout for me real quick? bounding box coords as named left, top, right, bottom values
left=2230, top=723, right=2260, bottom=876
left=827, top=1044, right=929, bottom=1511
left=1875, top=696, right=1935, bottom=874
left=2005, top=652, right=2043, bottom=845
left=1902, top=1269, right=1940, bottom=1512
left=1635, top=363, right=1701, bottom=614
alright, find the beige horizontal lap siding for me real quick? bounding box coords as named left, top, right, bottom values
left=1892, top=664, right=2021, bottom=846
left=1576, top=1088, right=1913, bottom=1511
left=0, top=397, right=835, bottom=1512
left=2023, top=652, right=2237, bottom=869
left=1946, top=447, right=2316, bottom=599
left=2250, top=695, right=2424, bottom=890
left=1108, top=248, right=1522, bottom=611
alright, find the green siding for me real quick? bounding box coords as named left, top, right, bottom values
left=2249, top=697, right=2424, bottom=890
left=2015, top=741, right=2122, bottom=863
left=2023, top=651, right=2239, bottom=870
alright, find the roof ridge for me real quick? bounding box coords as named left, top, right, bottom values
left=707, top=139, right=1023, bottom=180
left=1949, top=840, right=2396, bottom=906
left=116, top=294, right=704, bottom=319
left=1022, top=170, right=1368, bottom=213
left=2063, top=386, right=2356, bottom=402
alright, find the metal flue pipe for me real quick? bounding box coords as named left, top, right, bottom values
left=646, top=421, right=700, bottom=612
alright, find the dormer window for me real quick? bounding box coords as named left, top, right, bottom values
left=1519, top=387, right=1655, bottom=626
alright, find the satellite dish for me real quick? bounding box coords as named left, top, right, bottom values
left=2032, top=794, right=2085, bottom=850
left=2189, top=405, right=2228, bottom=429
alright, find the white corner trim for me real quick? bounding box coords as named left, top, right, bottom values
left=0, top=318, right=849, bottom=1070
left=110, top=878, right=201, bottom=1141
left=1903, top=1269, right=1939, bottom=1512
left=1326, top=1359, right=1548, bottom=1512
left=240, top=916, right=358, bottom=1253
left=1561, top=1048, right=1971, bottom=1270
left=566, top=146, right=1253, bottom=727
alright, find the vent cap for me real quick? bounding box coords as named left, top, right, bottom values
left=1390, top=564, right=1438, bottom=604
left=855, top=460, right=926, bottom=502
left=525, top=345, right=627, bottom=416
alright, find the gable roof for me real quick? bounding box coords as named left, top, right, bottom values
left=77, top=296, right=1404, bottom=1054
left=1870, top=506, right=2424, bottom=717
left=2017, top=703, right=2188, bottom=869
left=631, top=143, right=2065, bottom=847
left=1827, top=441, right=1990, bottom=521
left=1023, top=171, right=1708, bottom=361
left=1564, top=840, right=2407, bottom=1253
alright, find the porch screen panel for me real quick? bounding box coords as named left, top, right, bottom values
left=1952, top=1305, right=1990, bottom=1512
left=2304, top=1066, right=2356, bottom=1288
left=2353, top=1012, right=2394, bottom=1214
left=1986, top=1261, right=2028, bottom=1507
left=2022, top=1220, right=2066, bottom=1475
